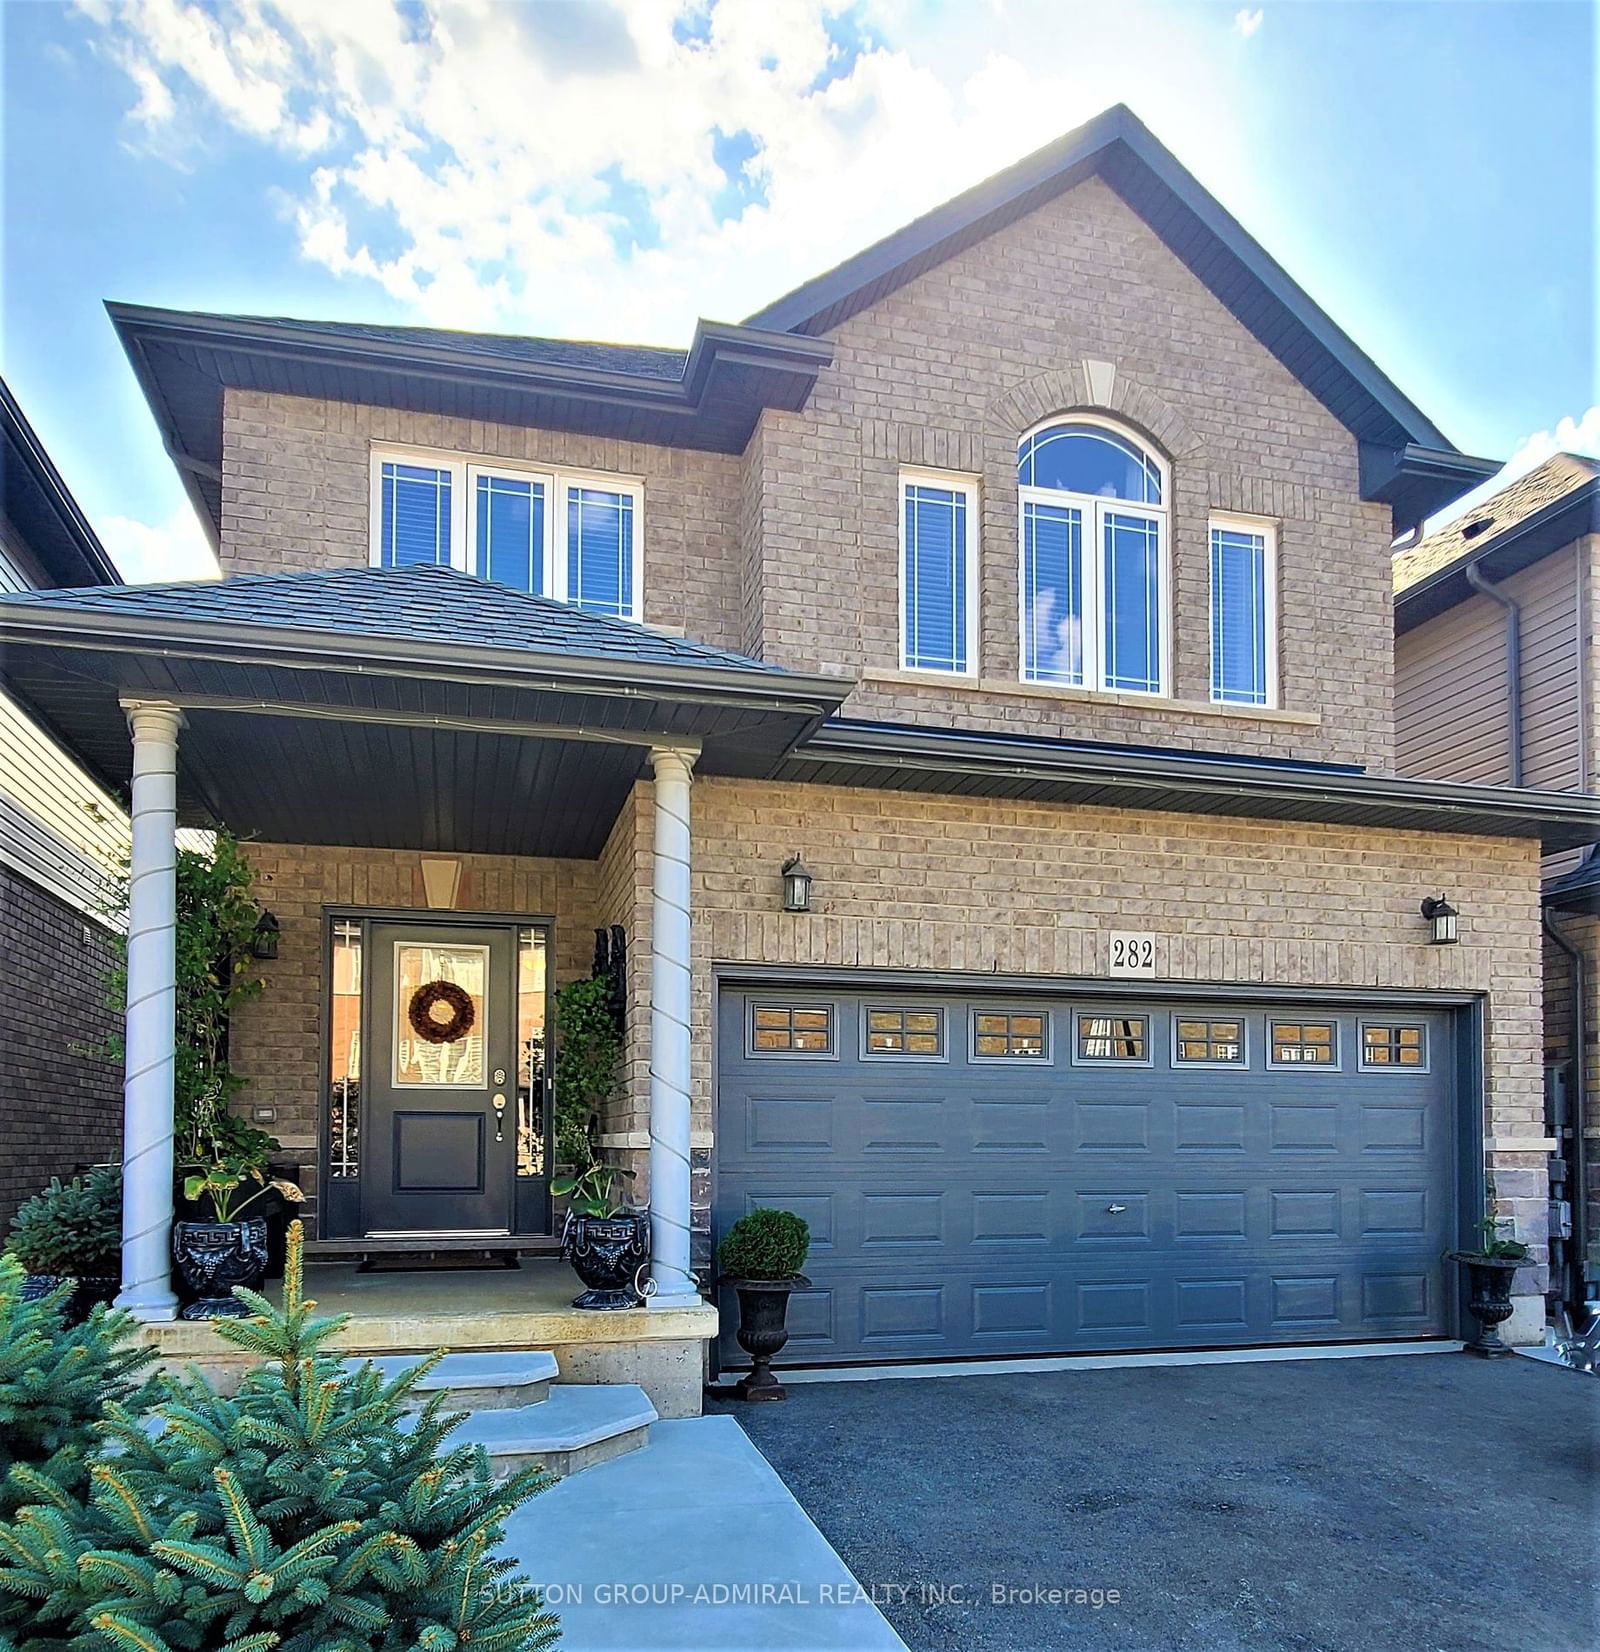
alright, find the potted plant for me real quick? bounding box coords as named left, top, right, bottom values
left=551, top=1160, right=648, bottom=1309
left=5, top=1165, right=122, bottom=1325
left=1446, top=1215, right=1531, bottom=1357
left=173, top=1153, right=303, bottom=1319
left=718, top=1207, right=811, bottom=1402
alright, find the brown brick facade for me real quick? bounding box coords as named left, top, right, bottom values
left=0, top=862, right=122, bottom=1227
left=220, top=389, right=747, bottom=656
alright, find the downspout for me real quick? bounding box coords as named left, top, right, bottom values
left=1543, top=904, right=1591, bottom=1318
left=1466, top=561, right=1524, bottom=785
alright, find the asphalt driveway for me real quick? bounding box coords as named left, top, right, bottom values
left=715, top=1354, right=1598, bottom=1652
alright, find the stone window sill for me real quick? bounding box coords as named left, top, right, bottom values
left=858, top=669, right=1323, bottom=728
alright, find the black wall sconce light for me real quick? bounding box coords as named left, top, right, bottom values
left=1420, top=896, right=1459, bottom=945
left=249, top=910, right=281, bottom=960
left=781, top=855, right=813, bottom=913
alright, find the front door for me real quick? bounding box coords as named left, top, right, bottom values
left=364, top=921, right=517, bottom=1237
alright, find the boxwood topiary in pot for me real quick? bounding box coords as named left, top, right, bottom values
left=5, top=1165, right=122, bottom=1324
left=718, top=1207, right=811, bottom=1402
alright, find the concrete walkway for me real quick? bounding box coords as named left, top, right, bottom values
left=719, top=1352, right=1599, bottom=1652
left=501, top=1414, right=906, bottom=1651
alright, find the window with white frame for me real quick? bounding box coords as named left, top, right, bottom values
left=1018, top=418, right=1168, bottom=695
left=900, top=470, right=977, bottom=675
left=1210, top=516, right=1277, bottom=707
left=371, top=450, right=642, bottom=621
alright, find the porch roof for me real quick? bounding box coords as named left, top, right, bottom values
left=0, top=565, right=849, bottom=857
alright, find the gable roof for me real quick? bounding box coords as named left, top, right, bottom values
left=113, top=104, right=1493, bottom=545
left=0, top=561, right=798, bottom=679
left=0, top=377, right=120, bottom=588
left=745, top=104, right=1494, bottom=524
left=1393, top=453, right=1600, bottom=631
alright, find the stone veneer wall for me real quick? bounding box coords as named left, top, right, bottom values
left=231, top=844, right=601, bottom=1219
left=0, top=863, right=122, bottom=1227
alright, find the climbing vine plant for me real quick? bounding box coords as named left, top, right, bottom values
left=99, top=830, right=273, bottom=1167
left=552, top=973, right=622, bottom=1168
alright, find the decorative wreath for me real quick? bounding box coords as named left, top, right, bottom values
left=407, top=979, right=476, bottom=1045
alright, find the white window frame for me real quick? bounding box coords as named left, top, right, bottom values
left=1208, top=512, right=1279, bottom=709
left=1017, top=415, right=1171, bottom=697
left=899, top=467, right=979, bottom=677
left=369, top=445, right=645, bottom=621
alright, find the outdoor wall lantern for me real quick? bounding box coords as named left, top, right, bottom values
left=781, top=855, right=814, bottom=913
left=1419, top=896, right=1459, bottom=945
left=249, top=910, right=281, bottom=961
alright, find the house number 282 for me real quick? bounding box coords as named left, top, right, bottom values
left=1108, top=932, right=1157, bottom=976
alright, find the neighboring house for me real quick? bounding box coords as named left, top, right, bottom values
left=1395, top=454, right=1600, bottom=1319
left=0, top=378, right=128, bottom=1226
left=2, top=106, right=1595, bottom=1379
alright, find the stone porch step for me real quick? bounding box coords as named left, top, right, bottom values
left=439, top=1383, right=658, bottom=1479
left=342, top=1349, right=559, bottom=1411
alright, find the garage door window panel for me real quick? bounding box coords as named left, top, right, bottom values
left=748, top=1003, right=837, bottom=1058
left=1360, top=1022, right=1429, bottom=1072
left=1173, top=1016, right=1249, bottom=1067
left=1074, top=1013, right=1152, bottom=1066
left=971, top=1010, right=1051, bottom=1061
left=863, top=1006, right=947, bottom=1060
left=1269, top=1020, right=1341, bottom=1069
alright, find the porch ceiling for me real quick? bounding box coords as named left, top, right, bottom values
left=0, top=566, right=848, bottom=854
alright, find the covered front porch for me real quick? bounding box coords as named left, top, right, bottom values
left=0, top=563, right=847, bottom=1409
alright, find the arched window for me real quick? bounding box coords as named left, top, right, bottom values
left=1018, top=417, right=1169, bottom=695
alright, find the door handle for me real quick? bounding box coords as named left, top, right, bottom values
left=493, top=1093, right=507, bottom=1142
left=1107, top=1203, right=1128, bottom=1214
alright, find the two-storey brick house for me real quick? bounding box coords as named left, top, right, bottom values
left=4, top=106, right=1594, bottom=1390
left=1395, top=454, right=1600, bottom=1325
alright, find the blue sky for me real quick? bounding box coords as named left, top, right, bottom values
left=2, top=0, right=1594, bottom=581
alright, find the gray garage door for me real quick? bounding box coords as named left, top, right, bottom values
left=715, top=989, right=1457, bottom=1366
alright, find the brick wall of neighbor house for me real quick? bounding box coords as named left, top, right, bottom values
left=0, top=862, right=122, bottom=1227
left=230, top=843, right=603, bottom=1219
left=585, top=778, right=1549, bottom=1290
left=219, top=388, right=748, bottom=654
left=744, top=177, right=1396, bottom=770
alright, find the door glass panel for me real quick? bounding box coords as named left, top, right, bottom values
left=394, top=942, right=489, bottom=1088
left=328, top=919, right=362, bottom=1177
left=517, top=927, right=548, bottom=1177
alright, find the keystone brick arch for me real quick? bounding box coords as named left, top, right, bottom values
left=986, top=363, right=1205, bottom=464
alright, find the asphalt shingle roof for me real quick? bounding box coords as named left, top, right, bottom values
left=0, top=563, right=790, bottom=675
left=223, top=315, right=690, bottom=382
left=1393, top=452, right=1599, bottom=594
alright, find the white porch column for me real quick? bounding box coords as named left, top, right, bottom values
left=115, top=701, right=184, bottom=1321
left=647, top=744, right=699, bottom=1309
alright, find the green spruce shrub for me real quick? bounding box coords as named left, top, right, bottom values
left=0, top=1254, right=157, bottom=1527
left=6, top=1167, right=123, bottom=1279
left=0, top=1223, right=560, bottom=1652
left=717, top=1208, right=810, bottom=1281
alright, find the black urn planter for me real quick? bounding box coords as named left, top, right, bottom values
left=173, top=1218, right=269, bottom=1319
left=563, top=1211, right=650, bottom=1309
left=1447, top=1251, right=1525, bottom=1357
left=18, top=1274, right=119, bottom=1326
left=726, top=1275, right=810, bottom=1402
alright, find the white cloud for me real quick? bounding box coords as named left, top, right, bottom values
left=1424, top=404, right=1600, bottom=535
left=99, top=503, right=219, bottom=584
left=1233, top=8, right=1264, bottom=38
left=74, top=0, right=1257, bottom=342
